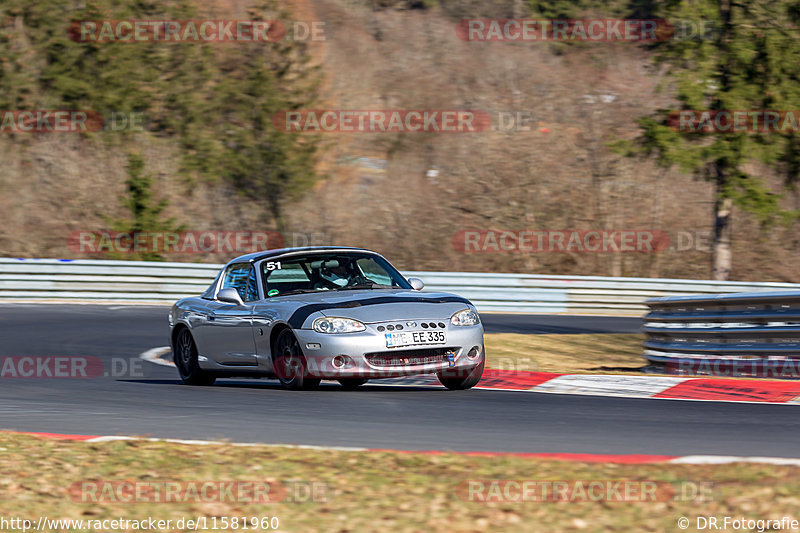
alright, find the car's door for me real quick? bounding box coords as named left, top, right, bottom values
left=201, top=262, right=258, bottom=366
left=252, top=260, right=316, bottom=370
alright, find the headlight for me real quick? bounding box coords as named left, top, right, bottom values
left=450, top=308, right=480, bottom=327
left=313, top=317, right=367, bottom=334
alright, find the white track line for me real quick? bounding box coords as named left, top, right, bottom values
left=79, top=435, right=800, bottom=465
left=86, top=435, right=367, bottom=451
left=531, top=374, right=688, bottom=398
left=671, top=456, right=800, bottom=466
left=139, top=346, right=174, bottom=367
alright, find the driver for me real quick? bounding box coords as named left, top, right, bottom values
left=314, top=259, right=358, bottom=288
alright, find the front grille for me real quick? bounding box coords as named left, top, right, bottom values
left=365, top=347, right=457, bottom=367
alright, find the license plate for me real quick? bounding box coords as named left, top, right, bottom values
left=385, top=330, right=446, bottom=348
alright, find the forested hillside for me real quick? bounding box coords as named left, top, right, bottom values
left=1, top=0, right=799, bottom=281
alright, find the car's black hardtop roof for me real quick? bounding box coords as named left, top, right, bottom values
left=227, top=246, right=380, bottom=265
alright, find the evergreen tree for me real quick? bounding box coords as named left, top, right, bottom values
left=0, top=0, right=320, bottom=226
left=111, top=154, right=182, bottom=261
left=625, top=0, right=800, bottom=279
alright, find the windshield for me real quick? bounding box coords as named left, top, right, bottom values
left=261, top=252, right=412, bottom=297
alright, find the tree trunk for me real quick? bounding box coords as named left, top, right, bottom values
left=710, top=0, right=734, bottom=281
left=711, top=181, right=733, bottom=280
left=647, top=169, right=666, bottom=278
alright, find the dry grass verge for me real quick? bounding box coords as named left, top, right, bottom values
left=1, top=434, right=798, bottom=532
left=485, top=333, right=646, bottom=374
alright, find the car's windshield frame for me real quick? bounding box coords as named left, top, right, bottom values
left=257, top=251, right=412, bottom=298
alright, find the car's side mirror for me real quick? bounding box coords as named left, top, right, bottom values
left=217, top=287, right=244, bottom=305
left=408, top=277, right=424, bottom=291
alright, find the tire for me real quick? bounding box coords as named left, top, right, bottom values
left=174, top=328, right=216, bottom=386
left=338, top=378, right=368, bottom=390
left=437, top=359, right=484, bottom=390
left=272, top=329, right=321, bottom=390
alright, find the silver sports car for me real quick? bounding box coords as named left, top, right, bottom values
left=169, top=247, right=485, bottom=390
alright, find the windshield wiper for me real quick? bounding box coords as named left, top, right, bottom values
left=335, top=283, right=395, bottom=291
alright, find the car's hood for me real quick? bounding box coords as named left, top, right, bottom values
left=284, top=289, right=474, bottom=326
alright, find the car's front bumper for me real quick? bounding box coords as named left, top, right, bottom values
left=293, top=320, right=485, bottom=379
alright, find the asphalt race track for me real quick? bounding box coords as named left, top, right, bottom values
left=1, top=304, right=797, bottom=457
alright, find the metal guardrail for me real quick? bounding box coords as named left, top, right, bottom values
left=644, top=291, right=800, bottom=374
left=3, top=258, right=800, bottom=315
left=0, top=258, right=220, bottom=303
left=0, top=258, right=800, bottom=315
left=404, top=272, right=800, bottom=315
